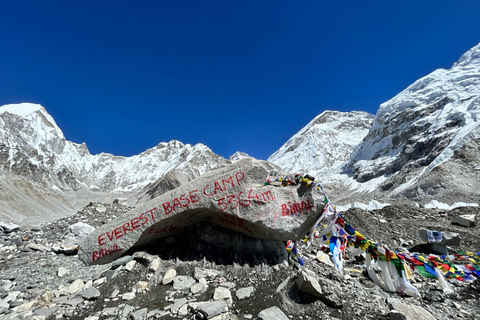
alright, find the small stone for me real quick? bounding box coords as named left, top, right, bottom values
left=149, top=258, right=161, bottom=272
left=168, top=298, right=188, bottom=313
left=111, top=255, right=134, bottom=269
left=173, top=275, right=196, bottom=291
left=191, top=282, right=207, bottom=295
left=162, top=269, right=177, bottom=285
left=93, top=277, right=106, bottom=287
left=219, top=282, right=236, bottom=290
left=258, top=306, right=289, bottom=320
left=113, top=198, right=128, bottom=206
left=194, top=267, right=221, bottom=280
left=132, top=251, right=156, bottom=266
left=453, top=214, right=477, bottom=227
left=0, top=300, right=10, bottom=315
left=133, top=281, right=149, bottom=292
left=316, top=250, right=333, bottom=266
left=27, top=242, right=50, bottom=252
left=58, top=267, right=68, bottom=277
left=0, top=222, right=20, bottom=233
left=81, top=287, right=101, bottom=301
left=213, top=287, right=232, bottom=306
left=122, top=292, right=136, bottom=300
left=235, top=286, right=255, bottom=300
left=130, top=307, right=148, bottom=320
left=67, top=279, right=85, bottom=295
left=195, top=301, right=227, bottom=319
left=123, top=304, right=135, bottom=317
left=178, top=303, right=189, bottom=316
left=296, top=271, right=323, bottom=299
left=125, top=260, right=136, bottom=272
left=110, top=289, right=120, bottom=298
left=96, top=205, right=106, bottom=213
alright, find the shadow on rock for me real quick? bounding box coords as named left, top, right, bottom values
left=126, top=222, right=288, bottom=267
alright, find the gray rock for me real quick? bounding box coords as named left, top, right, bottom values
left=453, top=214, right=477, bottom=227
left=173, top=275, right=196, bottom=291
left=0, top=300, right=9, bottom=314
left=122, top=292, right=136, bottom=301
left=219, top=282, right=236, bottom=289
left=296, top=270, right=323, bottom=299
left=191, top=282, right=207, bottom=295
left=67, top=279, right=85, bottom=295
left=69, top=222, right=95, bottom=239
left=195, top=300, right=227, bottom=319
left=235, top=286, right=255, bottom=300
left=26, top=242, right=50, bottom=252
left=78, top=159, right=325, bottom=265
left=0, top=222, right=20, bottom=233
left=114, top=198, right=129, bottom=206
left=132, top=251, right=156, bottom=266
left=103, top=268, right=121, bottom=279
left=296, top=270, right=343, bottom=308
left=111, top=255, right=134, bottom=269
left=81, top=286, right=101, bottom=300
left=388, top=299, right=436, bottom=320
left=213, top=287, right=232, bottom=306
left=194, top=267, right=221, bottom=280
left=123, top=304, right=135, bottom=317
left=168, top=297, right=188, bottom=313
left=57, top=267, right=68, bottom=277
left=258, top=306, right=289, bottom=320
left=162, top=269, right=177, bottom=284
left=129, top=307, right=148, bottom=320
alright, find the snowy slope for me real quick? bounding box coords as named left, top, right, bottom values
left=268, top=111, right=373, bottom=179
left=0, top=103, right=226, bottom=193
left=346, top=42, right=480, bottom=202
left=0, top=103, right=227, bottom=224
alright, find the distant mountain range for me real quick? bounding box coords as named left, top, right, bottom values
left=2, top=42, right=480, bottom=225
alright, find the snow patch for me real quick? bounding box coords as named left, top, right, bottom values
left=424, top=200, right=479, bottom=210
left=336, top=200, right=391, bottom=212
left=0, top=103, right=43, bottom=116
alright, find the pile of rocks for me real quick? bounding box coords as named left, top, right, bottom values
left=0, top=202, right=478, bottom=320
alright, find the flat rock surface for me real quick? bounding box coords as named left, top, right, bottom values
left=79, top=159, right=325, bottom=265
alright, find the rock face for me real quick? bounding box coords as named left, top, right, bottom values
left=347, top=42, right=480, bottom=203
left=79, top=159, right=325, bottom=265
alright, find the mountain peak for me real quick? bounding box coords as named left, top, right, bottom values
left=454, top=41, right=480, bottom=68
left=0, top=103, right=45, bottom=117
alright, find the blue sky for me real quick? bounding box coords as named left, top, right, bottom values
left=1, top=1, right=480, bottom=160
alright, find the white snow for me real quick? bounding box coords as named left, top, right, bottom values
left=424, top=200, right=479, bottom=210
left=0, top=103, right=227, bottom=194
left=0, top=103, right=43, bottom=116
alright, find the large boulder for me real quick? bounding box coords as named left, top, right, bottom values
left=78, top=159, right=326, bottom=265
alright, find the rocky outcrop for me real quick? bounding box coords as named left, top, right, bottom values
left=79, top=159, right=325, bottom=265
left=347, top=42, right=480, bottom=203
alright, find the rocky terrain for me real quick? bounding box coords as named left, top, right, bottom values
left=0, top=200, right=478, bottom=320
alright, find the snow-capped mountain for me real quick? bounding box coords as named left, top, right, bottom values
left=346, top=42, right=480, bottom=203
left=268, top=111, right=374, bottom=178
left=0, top=103, right=227, bottom=224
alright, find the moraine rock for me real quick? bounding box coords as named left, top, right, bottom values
left=79, top=158, right=325, bottom=265
left=453, top=214, right=477, bottom=227
left=235, top=286, right=255, bottom=300
left=0, top=222, right=20, bottom=233
left=173, top=275, right=196, bottom=291
left=162, top=269, right=177, bottom=285
left=258, top=306, right=289, bottom=320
